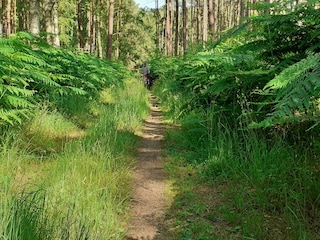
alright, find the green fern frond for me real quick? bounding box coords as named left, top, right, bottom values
left=254, top=54, right=320, bottom=127
left=24, top=71, right=60, bottom=87
left=5, top=85, right=34, bottom=97
left=66, top=86, right=87, bottom=95
left=11, top=52, right=47, bottom=67
left=0, top=44, right=14, bottom=54
left=265, top=54, right=320, bottom=90
left=4, top=95, right=34, bottom=108
left=0, top=109, right=29, bottom=125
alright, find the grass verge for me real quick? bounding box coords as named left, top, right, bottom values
left=0, top=78, right=149, bottom=239
left=160, top=108, right=320, bottom=240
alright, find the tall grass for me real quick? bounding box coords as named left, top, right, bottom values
left=0, top=78, right=149, bottom=239
left=163, top=103, right=320, bottom=239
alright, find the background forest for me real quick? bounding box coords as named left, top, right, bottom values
left=1, top=0, right=320, bottom=239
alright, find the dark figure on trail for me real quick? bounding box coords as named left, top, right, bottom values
left=141, top=61, right=152, bottom=90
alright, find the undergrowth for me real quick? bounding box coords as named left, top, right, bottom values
left=151, top=2, right=320, bottom=239
left=0, top=77, right=149, bottom=239
left=161, top=108, right=320, bottom=239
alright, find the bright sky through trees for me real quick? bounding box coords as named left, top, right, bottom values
left=135, top=0, right=165, bottom=8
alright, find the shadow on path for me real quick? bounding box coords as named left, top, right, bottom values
left=126, top=95, right=172, bottom=240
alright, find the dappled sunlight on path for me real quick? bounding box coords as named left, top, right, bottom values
left=126, top=95, right=171, bottom=240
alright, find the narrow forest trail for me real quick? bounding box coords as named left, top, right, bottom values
left=126, top=95, right=171, bottom=240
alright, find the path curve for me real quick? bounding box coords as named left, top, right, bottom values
left=126, top=95, right=169, bottom=240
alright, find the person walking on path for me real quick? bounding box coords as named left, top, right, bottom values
left=141, top=61, right=152, bottom=90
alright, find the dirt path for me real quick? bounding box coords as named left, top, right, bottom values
left=126, top=95, right=170, bottom=240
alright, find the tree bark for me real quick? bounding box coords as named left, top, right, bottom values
left=166, top=0, right=173, bottom=56
left=0, top=1, right=3, bottom=35
left=106, top=0, right=114, bottom=59
left=29, top=0, right=40, bottom=35
left=208, top=0, right=214, bottom=40
left=182, top=0, right=187, bottom=54
left=77, top=0, right=85, bottom=49
left=203, top=0, right=208, bottom=44
left=97, top=14, right=103, bottom=58
left=2, top=0, right=13, bottom=36
left=43, top=0, right=60, bottom=47
left=196, top=0, right=200, bottom=43
left=174, top=0, right=179, bottom=56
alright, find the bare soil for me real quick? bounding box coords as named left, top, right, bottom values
left=126, top=96, right=171, bottom=240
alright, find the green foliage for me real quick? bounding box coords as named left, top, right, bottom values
left=0, top=32, right=129, bottom=126
left=255, top=53, right=320, bottom=127
left=153, top=2, right=320, bottom=239
left=117, top=6, right=157, bottom=69
left=0, top=71, right=149, bottom=239
left=239, top=5, right=320, bottom=65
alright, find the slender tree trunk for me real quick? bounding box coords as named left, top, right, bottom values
left=0, top=1, right=4, bottom=35
left=166, top=0, right=173, bottom=56
left=196, top=0, right=200, bottom=43
left=155, top=0, right=160, bottom=50
left=12, top=0, right=16, bottom=33
left=43, top=0, right=60, bottom=47
left=106, top=0, right=114, bottom=59
left=85, top=6, right=91, bottom=51
left=161, top=20, right=164, bottom=53
left=29, top=0, right=40, bottom=35
left=2, top=0, right=12, bottom=36
left=7, top=0, right=11, bottom=36
left=174, top=0, right=179, bottom=56
left=85, top=2, right=95, bottom=53
left=182, top=0, right=187, bottom=54
left=203, top=0, right=208, bottom=44
left=97, top=15, right=103, bottom=58
left=208, top=0, right=214, bottom=40
left=190, top=0, right=194, bottom=43
left=115, top=0, right=121, bottom=59
left=77, top=0, right=85, bottom=49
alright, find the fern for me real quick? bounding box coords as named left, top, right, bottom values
left=253, top=53, right=320, bottom=127
left=0, top=109, right=29, bottom=125
left=0, top=31, right=129, bottom=125
left=265, top=54, right=320, bottom=90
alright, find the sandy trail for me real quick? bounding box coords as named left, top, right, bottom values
left=126, top=95, right=170, bottom=240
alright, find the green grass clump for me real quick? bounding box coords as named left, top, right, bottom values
left=0, top=76, right=149, bottom=239
left=22, top=108, right=84, bottom=154
left=161, top=107, right=320, bottom=239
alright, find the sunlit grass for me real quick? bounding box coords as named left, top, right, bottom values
left=21, top=107, right=85, bottom=154
left=160, top=99, right=320, bottom=239
left=0, top=77, right=149, bottom=239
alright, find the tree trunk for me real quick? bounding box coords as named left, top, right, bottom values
left=97, top=15, right=103, bottom=58
left=0, top=1, right=3, bottom=35
left=77, top=0, right=85, bottom=49
left=12, top=0, right=16, bottom=33
left=196, top=0, right=200, bottom=43
left=43, top=0, right=60, bottom=47
left=203, top=0, right=208, bottom=44
left=166, top=0, right=173, bottom=56
left=182, top=0, right=187, bottom=54
left=115, top=0, right=121, bottom=59
left=155, top=0, right=160, bottom=50
left=29, top=0, right=40, bottom=35
left=208, top=0, right=214, bottom=40
left=190, top=0, right=194, bottom=43
left=106, top=0, right=114, bottom=60
left=174, top=0, right=179, bottom=56
left=2, top=0, right=12, bottom=36
left=85, top=2, right=95, bottom=53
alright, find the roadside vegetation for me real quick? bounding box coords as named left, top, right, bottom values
left=0, top=33, right=149, bottom=239
left=151, top=2, right=320, bottom=239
